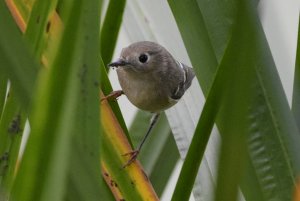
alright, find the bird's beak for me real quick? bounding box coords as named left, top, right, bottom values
left=108, top=59, right=129, bottom=68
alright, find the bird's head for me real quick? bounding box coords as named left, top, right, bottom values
left=108, top=41, right=172, bottom=73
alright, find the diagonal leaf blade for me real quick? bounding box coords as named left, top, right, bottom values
left=101, top=0, right=126, bottom=67
left=0, top=1, right=38, bottom=111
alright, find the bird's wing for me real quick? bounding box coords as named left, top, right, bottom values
left=170, top=61, right=195, bottom=100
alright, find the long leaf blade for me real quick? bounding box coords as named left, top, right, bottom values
left=0, top=90, right=24, bottom=194
left=0, top=1, right=38, bottom=111
left=292, top=14, right=300, bottom=125
left=214, top=2, right=256, bottom=200
left=101, top=0, right=126, bottom=67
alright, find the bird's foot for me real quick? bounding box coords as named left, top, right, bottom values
left=122, top=150, right=140, bottom=168
left=101, top=90, right=124, bottom=102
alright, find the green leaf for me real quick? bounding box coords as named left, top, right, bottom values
left=101, top=0, right=126, bottom=67
left=99, top=91, right=160, bottom=200
left=167, top=0, right=218, bottom=96
left=10, top=0, right=35, bottom=23
left=149, top=133, right=179, bottom=197
left=171, top=53, right=220, bottom=201
left=100, top=61, right=131, bottom=143
left=0, top=1, right=38, bottom=111
left=214, top=2, right=255, bottom=199
left=292, top=14, right=300, bottom=125
left=24, top=0, right=58, bottom=59
left=195, top=0, right=236, bottom=63
left=0, top=74, right=7, bottom=117
left=0, top=92, right=24, bottom=197
left=169, top=0, right=300, bottom=200
left=239, top=2, right=300, bottom=198
left=0, top=90, right=24, bottom=195
left=11, top=1, right=111, bottom=200
left=65, top=1, right=112, bottom=199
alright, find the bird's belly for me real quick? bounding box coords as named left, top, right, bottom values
left=117, top=71, right=174, bottom=112
left=125, top=82, right=173, bottom=112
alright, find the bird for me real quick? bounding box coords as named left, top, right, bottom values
left=102, top=41, right=195, bottom=167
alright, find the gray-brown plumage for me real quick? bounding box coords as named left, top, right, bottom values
left=109, top=41, right=195, bottom=112
left=106, top=41, right=195, bottom=167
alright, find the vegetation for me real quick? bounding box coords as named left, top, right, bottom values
left=0, top=0, right=299, bottom=201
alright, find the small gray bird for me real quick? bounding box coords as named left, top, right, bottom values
left=103, top=41, right=195, bottom=167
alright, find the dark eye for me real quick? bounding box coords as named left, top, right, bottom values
left=139, top=54, right=148, bottom=63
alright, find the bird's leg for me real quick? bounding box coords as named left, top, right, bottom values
left=122, top=113, right=160, bottom=168
left=101, top=90, right=124, bottom=102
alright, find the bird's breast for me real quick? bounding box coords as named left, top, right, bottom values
left=116, top=69, right=175, bottom=112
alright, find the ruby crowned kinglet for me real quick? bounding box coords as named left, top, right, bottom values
left=103, top=41, right=195, bottom=167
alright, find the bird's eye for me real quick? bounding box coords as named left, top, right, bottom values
left=139, top=54, right=148, bottom=63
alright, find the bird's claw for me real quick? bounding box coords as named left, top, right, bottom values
left=101, top=90, right=124, bottom=102
left=122, top=150, right=139, bottom=168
